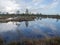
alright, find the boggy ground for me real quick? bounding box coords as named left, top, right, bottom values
left=0, top=37, right=60, bottom=45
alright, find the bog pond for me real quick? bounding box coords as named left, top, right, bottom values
left=0, top=16, right=60, bottom=42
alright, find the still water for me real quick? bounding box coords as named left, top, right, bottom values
left=0, top=17, right=60, bottom=42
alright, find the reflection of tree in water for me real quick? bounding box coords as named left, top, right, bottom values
left=15, top=22, right=21, bottom=41
left=56, top=19, right=59, bottom=22
left=16, top=22, right=20, bottom=27
left=39, top=17, right=42, bottom=20
left=37, top=17, right=59, bottom=22
left=15, top=21, right=29, bottom=27
left=36, top=17, right=42, bottom=20
left=15, top=22, right=25, bottom=41
left=25, top=21, right=29, bottom=27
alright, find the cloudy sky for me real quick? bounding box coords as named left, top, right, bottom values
left=0, top=0, right=60, bottom=14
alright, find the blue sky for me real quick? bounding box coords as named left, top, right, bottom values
left=0, top=0, right=60, bottom=14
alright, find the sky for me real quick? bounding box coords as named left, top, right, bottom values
left=0, top=0, right=60, bottom=14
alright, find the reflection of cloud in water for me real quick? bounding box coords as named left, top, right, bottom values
left=28, top=20, right=58, bottom=37
left=31, top=28, right=49, bottom=38
left=0, top=19, right=59, bottom=40
left=29, top=20, right=57, bottom=31
left=41, top=22, right=57, bottom=30
left=0, top=21, right=17, bottom=32
left=36, top=19, right=57, bottom=31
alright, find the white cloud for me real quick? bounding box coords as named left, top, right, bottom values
left=22, top=0, right=59, bottom=12
left=31, top=0, right=59, bottom=10
left=0, top=0, right=20, bottom=13
left=32, top=0, right=43, bottom=5
left=42, top=0, right=59, bottom=10
left=0, top=0, right=60, bottom=13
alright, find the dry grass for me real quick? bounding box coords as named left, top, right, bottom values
left=0, top=37, right=60, bottom=45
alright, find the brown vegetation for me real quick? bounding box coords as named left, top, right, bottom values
left=0, top=37, right=60, bottom=45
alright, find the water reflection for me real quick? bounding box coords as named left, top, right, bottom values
left=0, top=22, right=17, bottom=32
left=25, top=21, right=29, bottom=27
left=0, top=17, right=60, bottom=32
left=0, top=17, right=60, bottom=42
